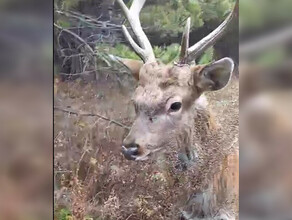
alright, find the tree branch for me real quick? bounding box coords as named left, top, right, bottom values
left=54, top=106, right=130, bottom=130
left=54, top=23, right=94, bottom=55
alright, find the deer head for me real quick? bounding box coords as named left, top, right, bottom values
left=117, top=0, right=237, bottom=161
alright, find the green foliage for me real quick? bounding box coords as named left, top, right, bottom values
left=54, top=208, right=95, bottom=220
left=140, top=0, right=235, bottom=37
left=55, top=208, right=71, bottom=220
left=197, top=47, right=214, bottom=64
left=199, top=0, right=233, bottom=22
left=97, top=43, right=141, bottom=60
left=56, top=19, right=71, bottom=28
left=98, top=43, right=214, bottom=65
left=140, top=0, right=203, bottom=37
left=98, top=43, right=181, bottom=64
left=240, top=0, right=292, bottom=33
left=55, top=0, right=81, bottom=10
left=154, top=44, right=180, bottom=64
left=55, top=0, right=236, bottom=36
left=126, top=0, right=134, bottom=8
left=55, top=0, right=232, bottom=68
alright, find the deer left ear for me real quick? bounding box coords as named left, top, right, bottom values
left=109, top=55, right=143, bottom=80
left=195, top=58, right=234, bottom=92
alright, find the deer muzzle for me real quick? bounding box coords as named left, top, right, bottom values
left=121, top=142, right=152, bottom=161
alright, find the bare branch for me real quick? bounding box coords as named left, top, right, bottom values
left=54, top=23, right=94, bottom=55
left=54, top=106, right=130, bottom=130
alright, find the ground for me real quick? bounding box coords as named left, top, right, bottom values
left=54, top=70, right=239, bottom=220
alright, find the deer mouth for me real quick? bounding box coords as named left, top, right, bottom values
left=121, top=146, right=162, bottom=161
left=133, top=152, right=151, bottom=161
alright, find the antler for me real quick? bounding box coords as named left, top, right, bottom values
left=179, top=0, right=238, bottom=64
left=179, top=17, right=191, bottom=64
left=117, top=0, right=155, bottom=63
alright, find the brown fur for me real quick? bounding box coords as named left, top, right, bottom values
left=122, top=61, right=237, bottom=219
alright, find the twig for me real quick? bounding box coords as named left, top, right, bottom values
left=76, top=138, right=88, bottom=175
left=54, top=106, right=130, bottom=130
left=54, top=23, right=95, bottom=55
left=125, top=214, right=135, bottom=220
left=56, top=10, right=121, bottom=28
left=54, top=170, right=73, bottom=174
left=54, top=22, right=103, bottom=77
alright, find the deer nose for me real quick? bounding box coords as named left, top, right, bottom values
left=122, top=143, right=140, bottom=160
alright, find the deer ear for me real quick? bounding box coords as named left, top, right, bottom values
left=118, top=58, right=144, bottom=80
left=195, top=58, right=234, bottom=92
left=109, top=55, right=143, bottom=80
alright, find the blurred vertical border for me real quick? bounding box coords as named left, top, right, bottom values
left=0, top=0, right=53, bottom=219
left=240, top=0, right=292, bottom=219
left=1, top=0, right=292, bottom=219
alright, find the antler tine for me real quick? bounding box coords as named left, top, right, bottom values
left=117, top=0, right=155, bottom=63
left=179, top=17, right=191, bottom=64
left=186, top=0, right=238, bottom=63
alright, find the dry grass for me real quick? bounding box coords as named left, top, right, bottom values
left=54, top=71, right=239, bottom=220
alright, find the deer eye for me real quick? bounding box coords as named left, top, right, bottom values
left=170, top=102, right=182, bottom=112
left=149, top=116, right=157, bottom=123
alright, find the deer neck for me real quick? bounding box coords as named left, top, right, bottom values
left=179, top=95, right=212, bottom=161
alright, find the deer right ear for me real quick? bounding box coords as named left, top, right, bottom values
left=194, top=58, right=234, bottom=92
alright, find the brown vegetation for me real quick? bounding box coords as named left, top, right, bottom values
left=54, top=72, right=238, bottom=219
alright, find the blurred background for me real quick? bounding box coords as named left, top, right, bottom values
left=53, top=0, right=238, bottom=219
left=0, top=0, right=53, bottom=219
left=239, top=0, right=292, bottom=219
left=53, top=0, right=238, bottom=81
left=0, top=0, right=291, bottom=219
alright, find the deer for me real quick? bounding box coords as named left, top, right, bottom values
left=113, top=0, right=239, bottom=219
